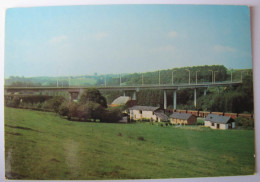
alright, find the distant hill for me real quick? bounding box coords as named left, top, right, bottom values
left=4, top=65, right=252, bottom=87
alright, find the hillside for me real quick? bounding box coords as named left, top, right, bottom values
left=5, top=107, right=255, bottom=179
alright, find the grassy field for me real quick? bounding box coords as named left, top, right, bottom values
left=4, top=107, right=255, bottom=180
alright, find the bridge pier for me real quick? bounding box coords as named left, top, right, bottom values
left=173, top=90, right=177, bottom=110
left=123, top=91, right=126, bottom=97
left=204, top=88, right=207, bottom=96
left=164, top=90, right=167, bottom=110
left=194, top=88, right=197, bottom=108
left=69, top=91, right=80, bottom=101
left=132, top=91, right=136, bottom=100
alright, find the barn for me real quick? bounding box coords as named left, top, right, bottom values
left=129, top=106, right=168, bottom=122
left=169, top=112, right=197, bottom=125
left=204, top=114, right=235, bottom=130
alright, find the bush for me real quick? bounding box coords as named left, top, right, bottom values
left=6, top=96, right=21, bottom=108
left=138, top=136, right=145, bottom=141
left=58, top=102, right=70, bottom=117
left=235, top=117, right=254, bottom=128
left=103, top=107, right=122, bottom=123
left=44, top=96, right=65, bottom=113
left=67, top=102, right=80, bottom=120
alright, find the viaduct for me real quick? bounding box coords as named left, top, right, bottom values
left=4, top=81, right=242, bottom=110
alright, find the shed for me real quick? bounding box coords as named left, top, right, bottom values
left=154, top=111, right=169, bottom=122
left=204, top=114, right=235, bottom=130
left=169, top=112, right=197, bottom=125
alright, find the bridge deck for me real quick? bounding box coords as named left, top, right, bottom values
left=4, top=81, right=242, bottom=91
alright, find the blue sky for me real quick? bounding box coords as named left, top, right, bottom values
left=5, top=5, right=252, bottom=77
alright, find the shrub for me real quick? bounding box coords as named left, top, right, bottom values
left=44, top=96, right=65, bottom=113
left=138, top=136, right=145, bottom=141
left=235, top=117, right=254, bottom=128
left=103, top=107, right=122, bottom=123
left=67, top=102, right=79, bottom=120
left=6, top=96, right=20, bottom=108
left=58, top=102, right=70, bottom=117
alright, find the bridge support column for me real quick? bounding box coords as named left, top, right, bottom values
left=173, top=90, right=177, bottom=110
left=132, top=91, right=136, bottom=100
left=164, top=90, right=167, bottom=110
left=204, top=88, right=207, bottom=96
left=69, top=91, right=80, bottom=101
left=194, top=88, right=197, bottom=108
left=123, top=91, right=126, bottom=97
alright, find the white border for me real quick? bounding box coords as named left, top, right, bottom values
left=0, top=0, right=259, bottom=182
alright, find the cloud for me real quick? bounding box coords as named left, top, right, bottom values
left=168, top=31, right=178, bottom=38
left=213, top=45, right=237, bottom=53
left=152, top=45, right=175, bottom=53
left=48, top=35, right=68, bottom=44
left=94, top=32, right=108, bottom=40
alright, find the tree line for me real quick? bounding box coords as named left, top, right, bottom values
left=5, top=88, right=124, bottom=123
left=5, top=65, right=252, bottom=87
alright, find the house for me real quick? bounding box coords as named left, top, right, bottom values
left=129, top=106, right=168, bottom=122
left=204, top=114, right=235, bottom=130
left=154, top=110, right=169, bottom=122
left=169, top=112, right=197, bottom=125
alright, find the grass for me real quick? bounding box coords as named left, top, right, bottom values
left=4, top=107, right=255, bottom=180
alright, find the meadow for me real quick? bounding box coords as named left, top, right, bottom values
left=4, top=107, right=255, bottom=180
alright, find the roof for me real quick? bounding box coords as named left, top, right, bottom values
left=154, top=111, right=169, bottom=120
left=169, top=112, right=193, bottom=120
left=111, top=96, right=131, bottom=105
left=205, top=114, right=231, bottom=124
left=128, top=106, right=160, bottom=111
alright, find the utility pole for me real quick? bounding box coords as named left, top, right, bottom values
left=159, top=70, right=160, bottom=85
left=185, top=69, right=190, bottom=84
left=209, top=70, right=213, bottom=83
left=142, top=74, right=144, bottom=85
left=230, top=69, right=233, bottom=82
left=214, top=71, right=218, bottom=83
left=172, top=70, right=176, bottom=85
left=120, top=74, right=121, bottom=86
left=196, top=70, right=200, bottom=84
left=241, top=71, right=245, bottom=82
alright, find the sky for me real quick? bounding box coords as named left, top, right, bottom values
left=4, top=5, right=252, bottom=77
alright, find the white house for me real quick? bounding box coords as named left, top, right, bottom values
left=129, top=106, right=168, bottom=122
left=204, top=114, right=235, bottom=130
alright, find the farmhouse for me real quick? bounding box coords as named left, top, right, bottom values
left=204, top=114, right=235, bottom=130
left=129, top=106, right=168, bottom=122
left=169, top=112, right=197, bottom=125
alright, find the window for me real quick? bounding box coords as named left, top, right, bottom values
left=139, top=110, right=142, bottom=114
left=211, top=123, right=214, bottom=126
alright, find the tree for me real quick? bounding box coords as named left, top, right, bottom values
left=44, top=96, right=65, bottom=113
left=77, top=102, right=105, bottom=121
left=79, top=88, right=107, bottom=108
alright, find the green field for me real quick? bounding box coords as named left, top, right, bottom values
left=4, top=107, right=255, bottom=180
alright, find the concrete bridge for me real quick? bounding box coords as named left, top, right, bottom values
left=4, top=81, right=242, bottom=110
